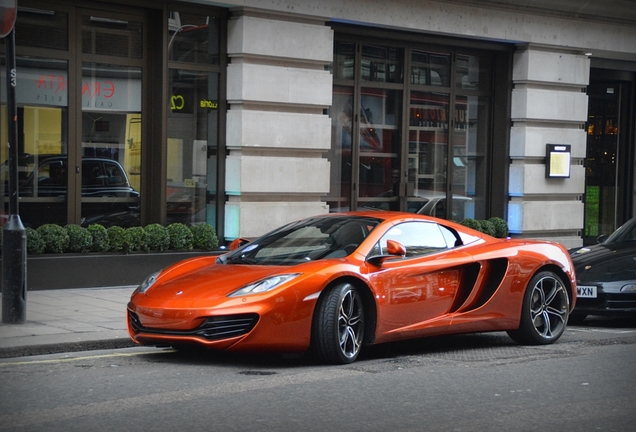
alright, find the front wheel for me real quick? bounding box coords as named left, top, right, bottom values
left=507, top=271, right=570, bottom=345
left=312, top=283, right=365, bottom=364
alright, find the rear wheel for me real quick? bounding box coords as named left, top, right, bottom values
left=507, top=271, right=569, bottom=345
left=312, top=283, right=365, bottom=364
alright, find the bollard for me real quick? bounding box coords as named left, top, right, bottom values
left=2, top=214, right=27, bottom=323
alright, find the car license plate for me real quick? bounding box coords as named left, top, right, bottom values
left=577, top=285, right=597, bottom=298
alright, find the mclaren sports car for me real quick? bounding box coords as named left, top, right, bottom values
left=127, top=211, right=576, bottom=364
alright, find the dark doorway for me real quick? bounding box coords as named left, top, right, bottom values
left=584, top=68, right=635, bottom=245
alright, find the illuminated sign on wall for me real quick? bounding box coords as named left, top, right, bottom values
left=169, top=93, right=218, bottom=112
left=546, top=144, right=571, bottom=178
left=200, top=99, right=218, bottom=109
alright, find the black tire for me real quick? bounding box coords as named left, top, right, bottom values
left=507, top=271, right=570, bottom=345
left=312, top=283, right=365, bottom=364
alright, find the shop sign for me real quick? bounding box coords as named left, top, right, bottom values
left=0, top=68, right=141, bottom=111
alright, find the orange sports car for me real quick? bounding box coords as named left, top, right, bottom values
left=127, top=211, right=576, bottom=364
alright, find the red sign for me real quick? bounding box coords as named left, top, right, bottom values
left=0, top=0, right=17, bottom=38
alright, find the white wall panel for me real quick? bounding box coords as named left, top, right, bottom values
left=227, top=63, right=332, bottom=106
left=227, top=110, right=331, bottom=150
left=228, top=15, right=333, bottom=63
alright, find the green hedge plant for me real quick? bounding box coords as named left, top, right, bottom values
left=459, top=218, right=482, bottom=232
left=167, top=222, right=193, bottom=250
left=36, top=224, right=70, bottom=253
left=126, top=226, right=146, bottom=252
left=489, top=217, right=509, bottom=238
left=65, top=224, right=93, bottom=253
left=190, top=224, right=219, bottom=250
left=479, top=219, right=496, bottom=237
left=460, top=217, right=509, bottom=238
left=107, top=226, right=127, bottom=252
left=26, top=227, right=46, bottom=255
left=87, top=224, right=110, bottom=252
left=145, top=223, right=170, bottom=252
left=20, top=222, right=218, bottom=254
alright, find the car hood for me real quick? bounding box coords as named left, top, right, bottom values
left=571, top=242, right=636, bottom=283
left=145, top=263, right=295, bottom=301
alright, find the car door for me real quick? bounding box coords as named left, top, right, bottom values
left=367, top=221, right=474, bottom=343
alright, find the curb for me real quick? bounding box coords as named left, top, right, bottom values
left=0, top=338, right=136, bottom=360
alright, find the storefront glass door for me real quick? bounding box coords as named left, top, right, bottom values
left=79, top=11, right=144, bottom=226
left=584, top=82, right=627, bottom=243
left=329, top=39, right=495, bottom=222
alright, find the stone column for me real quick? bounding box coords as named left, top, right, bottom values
left=225, top=9, right=333, bottom=239
left=508, top=45, right=590, bottom=249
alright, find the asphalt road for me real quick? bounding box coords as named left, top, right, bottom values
left=1, top=316, right=635, bottom=432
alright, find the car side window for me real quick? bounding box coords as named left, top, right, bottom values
left=37, top=161, right=66, bottom=187
left=82, top=161, right=103, bottom=187
left=104, top=162, right=127, bottom=187
left=373, top=221, right=450, bottom=258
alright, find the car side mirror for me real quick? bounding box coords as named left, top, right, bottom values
left=597, top=234, right=608, bottom=244
left=229, top=237, right=250, bottom=251
left=366, top=239, right=407, bottom=265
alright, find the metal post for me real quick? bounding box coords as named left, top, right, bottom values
left=2, top=27, right=27, bottom=324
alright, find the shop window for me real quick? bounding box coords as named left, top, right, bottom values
left=361, top=45, right=403, bottom=83
left=169, top=12, right=220, bottom=65
left=326, top=86, right=354, bottom=212
left=411, top=50, right=450, bottom=87
left=455, top=54, right=491, bottom=92
left=1, top=56, right=68, bottom=227
left=82, top=15, right=142, bottom=59
left=330, top=37, right=495, bottom=222
left=167, top=9, right=221, bottom=227
left=334, top=42, right=355, bottom=80
left=15, top=6, right=68, bottom=51
left=81, top=63, right=141, bottom=227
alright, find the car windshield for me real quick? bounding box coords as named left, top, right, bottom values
left=604, top=218, right=636, bottom=244
left=221, top=216, right=382, bottom=265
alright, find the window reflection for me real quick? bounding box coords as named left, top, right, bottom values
left=81, top=63, right=141, bottom=227
left=169, top=12, right=219, bottom=64
left=326, top=86, right=354, bottom=212
left=358, top=88, right=402, bottom=210
left=1, top=57, right=68, bottom=227
left=361, top=45, right=403, bottom=83
left=167, top=9, right=221, bottom=227
left=334, top=42, right=355, bottom=80
left=82, top=15, right=142, bottom=58
left=411, top=50, right=450, bottom=87
left=16, top=7, right=68, bottom=50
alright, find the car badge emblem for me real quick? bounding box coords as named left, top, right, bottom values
left=176, top=290, right=183, bottom=295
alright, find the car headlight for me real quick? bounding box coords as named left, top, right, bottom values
left=228, top=274, right=300, bottom=297
left=138, top=271, right=161, bottom=294
left=621, top=284, right=636, bottom=293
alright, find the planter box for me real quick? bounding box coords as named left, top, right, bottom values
left=3, top=250, right=223, bottom=291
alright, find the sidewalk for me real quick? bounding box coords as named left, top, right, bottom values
left=0, top=286, right=137, bottom=358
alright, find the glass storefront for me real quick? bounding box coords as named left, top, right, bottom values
left=328, top=38, right=497, bottom=222
left=1, top=1, right=225, bottom=233
left=167, top=10, right=221, bottom=227
left=1, top=2, right=70, bottom=225
left=81, top=63, right=142, bottom=227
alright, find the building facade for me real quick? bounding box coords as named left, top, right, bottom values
left=1, top=0, right=635, bottom=249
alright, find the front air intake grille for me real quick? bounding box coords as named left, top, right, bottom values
left=128, top=311, right=258, bottom=341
